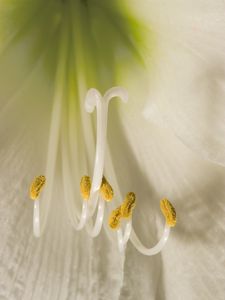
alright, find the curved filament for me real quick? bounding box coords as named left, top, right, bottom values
left=130, top=224, right=171, bottom=256
left=33, top=200, right=40, bottom=237
left=85, top=197, right=105, bottom=237
left=117, top=220, right=132, bottom=252
left=85, top=87, right=128, bottom=217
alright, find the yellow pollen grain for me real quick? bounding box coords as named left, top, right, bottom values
left=160, top=198, right=177, bottom=227
left=80, top=176, right=91, bottom=200
left=100, top=176, right=114, bottom=201
left=120, top=192, right=136, bottom=219
left=108, top=207, right=122, bottom=229
left=29, top=175, right=46, bottom=200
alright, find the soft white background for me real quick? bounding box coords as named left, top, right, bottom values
left=0, top=0, right=225, bottom=299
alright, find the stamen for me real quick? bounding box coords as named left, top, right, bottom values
left=160, top=198, right=177, bottom=227
left=80, top=176, right=91, bottom=200
left=85, top=87, right=128, bottom=216
left=100, top=176, right=114, bottom=201
left=108, top=207, right=122, bottom=229
left=117, top=220, right=132, bottom=253
left=130, top=224, right=171, bottom=256
left=29, top=175, right=46, bottom=200
left=120, top=192, right=136, bottom=218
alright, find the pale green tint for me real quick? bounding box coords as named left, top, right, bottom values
left=0, top=0, right=152, bottom=100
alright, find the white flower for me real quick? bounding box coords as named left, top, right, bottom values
left=0, top=1, right=225, bottom=299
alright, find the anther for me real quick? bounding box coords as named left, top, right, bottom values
left=80, top=176, right=91, bottom=200
left=160, top=198, right=176, bottom=227
left=108, top=207, right=122, bottom=229
left=120, top=192, right=136, bottom=218
left=29, top=175, right=46, bottom=200
left=100, top=176, right=114, bottom=201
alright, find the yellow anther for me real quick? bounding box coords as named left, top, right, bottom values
left=100, top=176, right=114, bottom=201
left=160, top=198, right=177, bottom=227
left=29, top=175, right=46, bottom=200
left=108, top=207, right=122, bottom=229
left=80, top=176, right=91, bottom=200
left=120, top=192, right=136, bottom=219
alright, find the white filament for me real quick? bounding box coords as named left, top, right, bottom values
left=33, top=24, right=68, bottom=237
left=61, top=124, right=89, bottom=231
left=117, top=220, right=132, bottom=252
left=85, top=197, right=105, bottom=238
left=59, top=87, right=127, bottom=236
left=75, top=202, right=89, bottom=231
left=85, top=87, right=128, bottom=216
left=33, top=200, right=40, bottom=238
left=84, top=87, right=128, bottom=236
left=116, top=222, right=170, bottom=255
left=33, top=84, right=173, bottom=256
left=83, top=86, right=172, bottom=254
left=130, top=224, right=171, bottom=256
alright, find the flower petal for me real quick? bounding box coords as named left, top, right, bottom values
left=1, top=1, right=225, bottom=299
left=106, top=105, right=225, bottom=298
left=130, top=0, right=225, bottom=166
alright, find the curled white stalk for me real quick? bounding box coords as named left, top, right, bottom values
left=110, top=196, right=176, bottom=255
left=61, top=132, right=89, bottom=231
left=116, top=222, right=170, bottom=255
left=130, top=224, right=171, bottom=255
left=85, top=87, right=128, bottom=214
left=117, top=220, right=132, bottom=253
left=85, top=197, right=105, bottom=237
left=33, top=200, right=40, bottom=237
left=67, top=87, right=127, bottom=235
left=73, top=202, right=89, bottom=231
left=83, top=87, right=128, bottom=236
left=63, top=171, right=89, bottom=231
left=82, top=86, right=176, bottom=251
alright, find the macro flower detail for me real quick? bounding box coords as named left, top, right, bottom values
left=29, top=175, right=46, bottom=201
left=80, top=175, right=91, bottom=200
left=160, top=198, right=177, bottom=227
left=1, top=0, right=225, bottom=299
left=28, top=86, right=177, bottom=255
left=120, top=192, right=136, bottom=219
left=100, top=176, right=114, bottom=202
left=109, top=206, right=122, bottom=230
left=67, top=86, right=177, bottom=254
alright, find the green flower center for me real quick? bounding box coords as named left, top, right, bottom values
left=1, top=0, right=153, bottom=93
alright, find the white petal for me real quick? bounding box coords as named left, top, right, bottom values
left=0, top=170, right=125, bottom=299
left=129, top=0, right=225, bottom=166
left=106, top=105, right=225, bottom=299
left=1, top=1, right=225, bottom=299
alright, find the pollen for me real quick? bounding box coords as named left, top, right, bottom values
left=160, top=198, right=177, bottom=227
left=108, top=207, right=122, bottom=229
left=120, top=192, right=136, bottom=219
left=80, top=176, right=91, bottom=200
left=100, top=176, right=114, bottom=201
left=29, top=175, right=46, bottom=200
